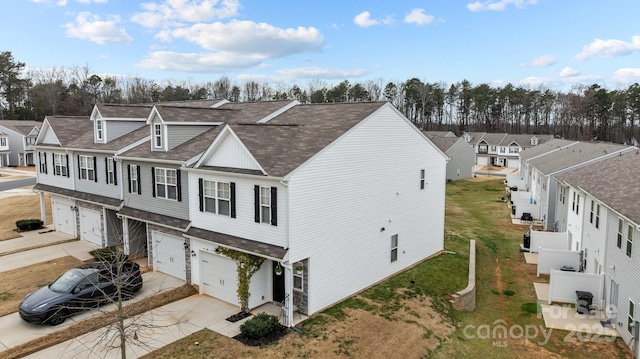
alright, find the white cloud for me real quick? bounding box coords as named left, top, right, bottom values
left=354, top=11, right=379, bottom=28
left=574, top=36, right=640, bottom=61
left=404, top=9, right=434, bottom=25
left=276, top=67, right=367, bottom=80
left=77, top=0, right=108, bottom=3
left=521, top=55, right=556, bottom=67
left=467, top=0, right=538, bottom=12
left=165, top=20, right=323, bottom=58
left=559, top=67, right=579, bottom=77
left=612, top=68, right=640, bottom=84
left=131, top=0, right=240, bottom=28
left=63, top=12, right=133, bottom=45
left=136, top=51, right=264, bottom=72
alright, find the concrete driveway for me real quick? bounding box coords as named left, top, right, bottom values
left=0, top=271, right=184, bottom=353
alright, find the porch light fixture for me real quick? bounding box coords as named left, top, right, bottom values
left=191, top=250, right=196, bottom=257
left=183, top=241, right=189, bottom=250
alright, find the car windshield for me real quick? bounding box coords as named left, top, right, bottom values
left=49, top=269, right=85, bottom=293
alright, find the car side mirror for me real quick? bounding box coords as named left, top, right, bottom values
left=73, top=287, right=81, bottom=294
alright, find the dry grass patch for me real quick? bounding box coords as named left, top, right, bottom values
left=0, top=193, right=52, bottom=241
left=0, top=256, right=82, bottom=317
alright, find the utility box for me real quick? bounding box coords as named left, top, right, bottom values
left=576, top=291, right=593, bottom=314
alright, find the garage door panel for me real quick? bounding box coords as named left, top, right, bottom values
left=201, top=252, right=238, bottom=305
left=153, top=232, right=186, bottom=281
left=53, top=200, right=75, bottom=236
left=80, top=208, right=102, bottom=246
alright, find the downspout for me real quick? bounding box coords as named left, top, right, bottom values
left=280, top=178, right=290, bottom=249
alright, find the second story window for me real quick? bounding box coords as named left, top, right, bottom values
left=96, top=120, right=103, bottom=140
left=39, top=152, right=47, bottom=174
left=154, top=123, right=162, bottom=148
left=106, top=158, right=116, bottom=185
left=595, top=204, right=600, bottom=229
left=79, top=155, right=96, bottom=181
left=0, top=137, right=6, bottom=147
left=201, top=180, right=233, bottom=216
left=618, top=219, right=623, bottom=249
left=54, top=153, right=68, bottom=177
left=254, top=185, right=277, bottom=226
left=128, top=165, right=140, bottom=194
left=420, top=169, right=425, bottom=189
left=391, top=234, right=398, bottom=262
left=153, top=167, right=179, bottom=200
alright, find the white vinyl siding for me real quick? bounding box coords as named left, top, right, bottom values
left=75, top=154, right=121, bottom=199
left=287, top=104, right=445, bottom=315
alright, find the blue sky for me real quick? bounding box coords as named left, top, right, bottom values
left=5, top=0, right=640, bottom=90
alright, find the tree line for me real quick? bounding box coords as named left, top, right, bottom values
left=1, top=51, right=639, bottom=143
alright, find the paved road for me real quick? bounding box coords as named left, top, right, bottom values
left=0, top=177, right=36, bottom=191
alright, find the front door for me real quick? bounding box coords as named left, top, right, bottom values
left=272, top=262, right=285, bottom=303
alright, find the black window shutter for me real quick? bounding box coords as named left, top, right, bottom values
left=271, top=186, right=278, bottom=226
left=93, top=156, right=97, bottom=182
left=230, top=182, right=236, bottom=218
left=136, top=165, right=141, bottom=194
left=105, top=158, right=108, bottom=184
left=113, top=160, right=117, bottom=185
left=176, top=169, right=182, bottom=202
left=65, top=154, right=69, bottom=177
left=127, top=164, right=132, bottom=193
left=77, top=155, right=81, bottom=179
left=198, top=178, right=204, bottom=212
left=254, top=185, right=260, bottom=223
left=151, top=167, right=156, bottom=197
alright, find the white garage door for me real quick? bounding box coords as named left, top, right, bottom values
left=507, top=158, right=519, bottom=168
left=53, top=199, right=75, bottom=237
left=79, top=207, right=102, bottom=246
left=201, top=251, right=238, bottom=306
left=152, top=232, right=186, bottom=281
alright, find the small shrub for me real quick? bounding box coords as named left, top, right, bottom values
left=521, top=302, right=539, bottom=315
left=89, top=246, right=128, bottom=262
left=16, top=219, right=44, bottom=231
left=503, top=290, right=516, bottom=296
left=240, top=312, right=281, bottom=339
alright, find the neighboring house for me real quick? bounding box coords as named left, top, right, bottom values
left=0, top=130, right=8, bottom=166
left=33, top=107, right=150, bottom=247
left=525, top=142, right=635, bottom=230
left=555, top=151, right=640, bottom=356
left=0, top=120, right=41, bottom=166
left=462, top=132, right=553, bottom=168
left=428, top=136, right=474, bottom=181
left=183, top=101, right=447, bottom=323
left=517, top=138, right=577, bottom=182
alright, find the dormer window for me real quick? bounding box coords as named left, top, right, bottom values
left=531, top=136, right=538, bottom=146
left=96, top=120, right=103, bottom=141
left=154, top=123, right=162, bottom=148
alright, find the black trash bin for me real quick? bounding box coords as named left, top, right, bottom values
left=576, top=291, right=593, bottom=314
left=523, top=233, right=531, bottom=249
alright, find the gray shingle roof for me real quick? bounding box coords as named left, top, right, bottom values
left=557, top=150, right=640, bottom=224
left=67, top=125, right=149, bottom=152
left=154, top=106, right=236, bottom=123
left=121, top=126, right=223, bottom=162
left=500, top=134, right=553, bottom=147
left=429, top=137, right=459, bottom=152
left=119, top=206, right=190, bottom=230
left=33, top=183, right=122, bottom=208
left=186, top=226, right=287, bottom=259
left=0, top=120, right=41, bottom=135
left=95, top=104, right=153, bottom=118
left=229, top=101, right=386, bottom=177
left=529, top=141, right=634, bottom=175
left=519, top=138, right=577, bottom=161
left=42, top=116, right=92, bottom=147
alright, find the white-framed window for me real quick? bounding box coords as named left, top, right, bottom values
left=154, top=123, right=162, bottom=148
left=509, top=147, right=519, bottom=154
left=129, top=165, right=139, bottom=194
left=54, top=153, right=67, bottom=177
left=79, top=155, right=95, bottom=181
left=96, top=119, right=103, bottom=140
left=559, top=186, right=566, bottom=204
left=478, top=144, right=488, bottom=152
left=0, top=137, right=6, bottom=147
left=627, top=224, right=633, bottom=258
left=260, top=186, right=271, bottom=223
left=39, top=152, right=47, bottom=173
left=500, top=147, right=505, bottom=153
left=618, top=219, right=623, bottom=249
left=106, top=158, right=115, bottom=185
left=391, top=234, right=398, bottom=263
left=155, top=168, right=177, bottom=200
left=572, top=192, right=576, bottom=212
left=293, top=263, right=303, bottom=291
left=490, top=146, right=497, bottom=152
left=628, top=300, right=635, bottom=333
left=203, top=180, right=230, bottom=215
left=595, top=204, right=600, bottom=229
left=420, top=169, right=425, bottom=189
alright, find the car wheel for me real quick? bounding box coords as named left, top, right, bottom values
left=48, top=308, right=67, bottom=326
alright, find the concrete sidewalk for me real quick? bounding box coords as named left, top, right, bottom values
left=0, top=272, right=185, bottom=353
left=0, top=225, right=75, bottom=255
left=0, top=233, right=98, bottom=272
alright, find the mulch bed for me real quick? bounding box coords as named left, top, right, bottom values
left=233, top=325, right=291, bottom=346
left=225, top=311, right=252, bottom=323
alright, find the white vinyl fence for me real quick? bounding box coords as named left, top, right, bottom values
left=537, top=248, right=580, bottom=276
left=530, top=231, right=567, bottom=253
left=547, top=269, right=604, bottom=309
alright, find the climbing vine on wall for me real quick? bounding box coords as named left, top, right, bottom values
left=216, top=247, right=265, bottom=312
